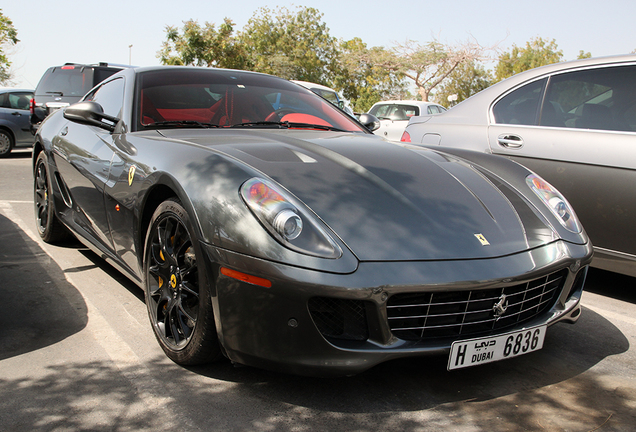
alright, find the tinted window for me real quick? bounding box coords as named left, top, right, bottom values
left=36, top=66, right=95, bottom=97
left=493, top=78, right=546, bottom=125
left=86, top=78, right=124, bottom=117
left=135, top=69, right=364, bottom=133
left=369, top=104, right=419, bottom=120
left=0, top=92, right=32, bottom=110
left=540, top=65, right=636, bottom=131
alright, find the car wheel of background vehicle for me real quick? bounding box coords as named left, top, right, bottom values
left=144, top=198, right=222, bottom=365
left=0, top=130, right=14, bottom=157
left=34, top=152, right=71, bottom=243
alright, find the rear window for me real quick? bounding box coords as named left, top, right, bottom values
left=36, top=66, right=95, bottom=97
left=35, top=66, right=121, bottom=97
left=369, top=104, right=420, bottom=120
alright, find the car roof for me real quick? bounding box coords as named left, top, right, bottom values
left=292, top=80, right=338, bottom=93
left=452, top=54, right=636, bottom=111
left=371, top=100, right=442, bottom=107
left=0, top=88, right=33, bottom=93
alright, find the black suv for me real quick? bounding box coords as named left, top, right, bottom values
left=30, top=62, right=125, bottom=132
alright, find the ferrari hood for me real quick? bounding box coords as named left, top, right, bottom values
left=164, top=130, right=561, bottom=261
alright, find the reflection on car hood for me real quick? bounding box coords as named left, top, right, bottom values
left=161, top=129, right=560, bottom=261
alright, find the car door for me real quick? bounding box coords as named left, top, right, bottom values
left=487, top=64, right=636, bottom=263
left=0, top=91, right=33, bottom=144
left=52, top=78, right=126, bottom=256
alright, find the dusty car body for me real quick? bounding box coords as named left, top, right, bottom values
left=33, top=66, right=592, bottom=376
left=403, top=55, right=636, bottom=277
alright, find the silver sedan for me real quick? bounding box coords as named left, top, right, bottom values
left=402, top=54, right=636, bottom=277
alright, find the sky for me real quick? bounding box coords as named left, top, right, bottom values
left=3, top=0, right=636, bottom=90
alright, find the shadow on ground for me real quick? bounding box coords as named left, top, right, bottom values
left=0, top=214, right=88, bottom=361
left=1, top=209, right=633, bottom=431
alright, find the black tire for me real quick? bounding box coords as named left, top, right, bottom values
left=34, top=152, right=70, bottom=243
left=144, top=198, right=222, bottom=365
left=0, top=129, right=13, bottom=158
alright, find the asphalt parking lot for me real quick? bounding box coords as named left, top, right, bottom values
left=1, top=149, right=635, bottom=431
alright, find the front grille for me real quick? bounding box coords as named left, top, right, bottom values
left=387, top=269, right=567, bottom=341
left=308, top=297, right=369, bottom=341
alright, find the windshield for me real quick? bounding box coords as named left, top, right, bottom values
left=134, top=69, right=365, bottom=133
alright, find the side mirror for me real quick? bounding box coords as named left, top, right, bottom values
left=358, top=113, right=380, bottom=132
left=64, top=101, right=119, bottom=132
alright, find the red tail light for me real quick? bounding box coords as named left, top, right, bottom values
left=400, top=131, right=411, bottom=142
left=29, top=98, right=35, bottom=115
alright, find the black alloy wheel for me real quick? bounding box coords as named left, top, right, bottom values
left=144, top=198, right=221, bottom=365
left=34, top=152, right=69, bottom=243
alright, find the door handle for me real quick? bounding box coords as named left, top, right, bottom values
left=497, top=134, right=524, bottom=148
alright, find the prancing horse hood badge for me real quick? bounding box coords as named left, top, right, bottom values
left=493, top=294, right=509, bottom=319
left=474, top=233, right=490, bottom=246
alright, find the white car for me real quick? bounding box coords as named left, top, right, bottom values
left=368, top=100, right=446, bottom=141
left=292, top=81, right=355, bottom=116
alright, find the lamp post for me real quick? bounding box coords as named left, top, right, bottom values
left=129, top=45, right=133, bottom=65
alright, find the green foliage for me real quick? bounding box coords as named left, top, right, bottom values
left=157, top=8, right=597, bottom=114
left=0, top=9, right=19, bottom=85
left=577, top=50, right=592, bottom=59
left=240, top=6, right=338, bottom=84
left=333, top=38, right=406, bottom=112
left=158, top=18, right=250, bottom=69
left=434, top=61, right=493, bottom=107
left=495, top=37, right=563, bottom=82
left=365, top=39, right=488, bottom=101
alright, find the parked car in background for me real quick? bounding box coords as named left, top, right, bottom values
left=33, top=65, right=591, bottom=376
left=0, top=88, right=33, bottom=157
left=368, top=100, right=446, bottom=141
left=30, top=62, right=125, bottom=132
left=292, top=80, right=355, bottom=116
left=402, top=54, right=636, bottom=277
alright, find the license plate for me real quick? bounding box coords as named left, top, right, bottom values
left=447, top=325, right=546, bottom=370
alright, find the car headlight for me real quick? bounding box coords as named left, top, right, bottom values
left=526, top=174, right=581, bottom=233
left=240, top=177, right=343, bottom=258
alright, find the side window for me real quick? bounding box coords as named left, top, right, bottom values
left=87, top=78, right=124, bottom=118
left=403, top=106, right=418, bottom=117
left=8, top=92, right=32, bottom=110
left=540, top=65, right=636, bottom=132
left=492, top=78, right=546, bottom=125
left=370, top=104, right=390, bottom=118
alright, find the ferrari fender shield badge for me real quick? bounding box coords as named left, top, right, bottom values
left=128, top=165, right=136, bottom=186
left=474, top=233, right=490, bottom=246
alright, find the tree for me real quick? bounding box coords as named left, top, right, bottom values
left=365, top=38, right=489, bottom=102
left=158, top=18, right=250, bottom=69
left=433, top=60, right=493, bottom=107
left=240, top=6, right=338, bottom=84
left=0, top=9, right=19, bottom=85
left=333, top=38, right=406, bottom=112
left=494, top=37, right=563, bottom=82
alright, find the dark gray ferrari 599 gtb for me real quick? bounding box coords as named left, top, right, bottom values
left=33, top=66, right=593, bottom=376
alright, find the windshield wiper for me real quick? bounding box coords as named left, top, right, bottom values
left=145, top=120, right=220, bottom=129
left=230, top=121, right=346, bottom=132
left=230, top=121, right=288, bottom=128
